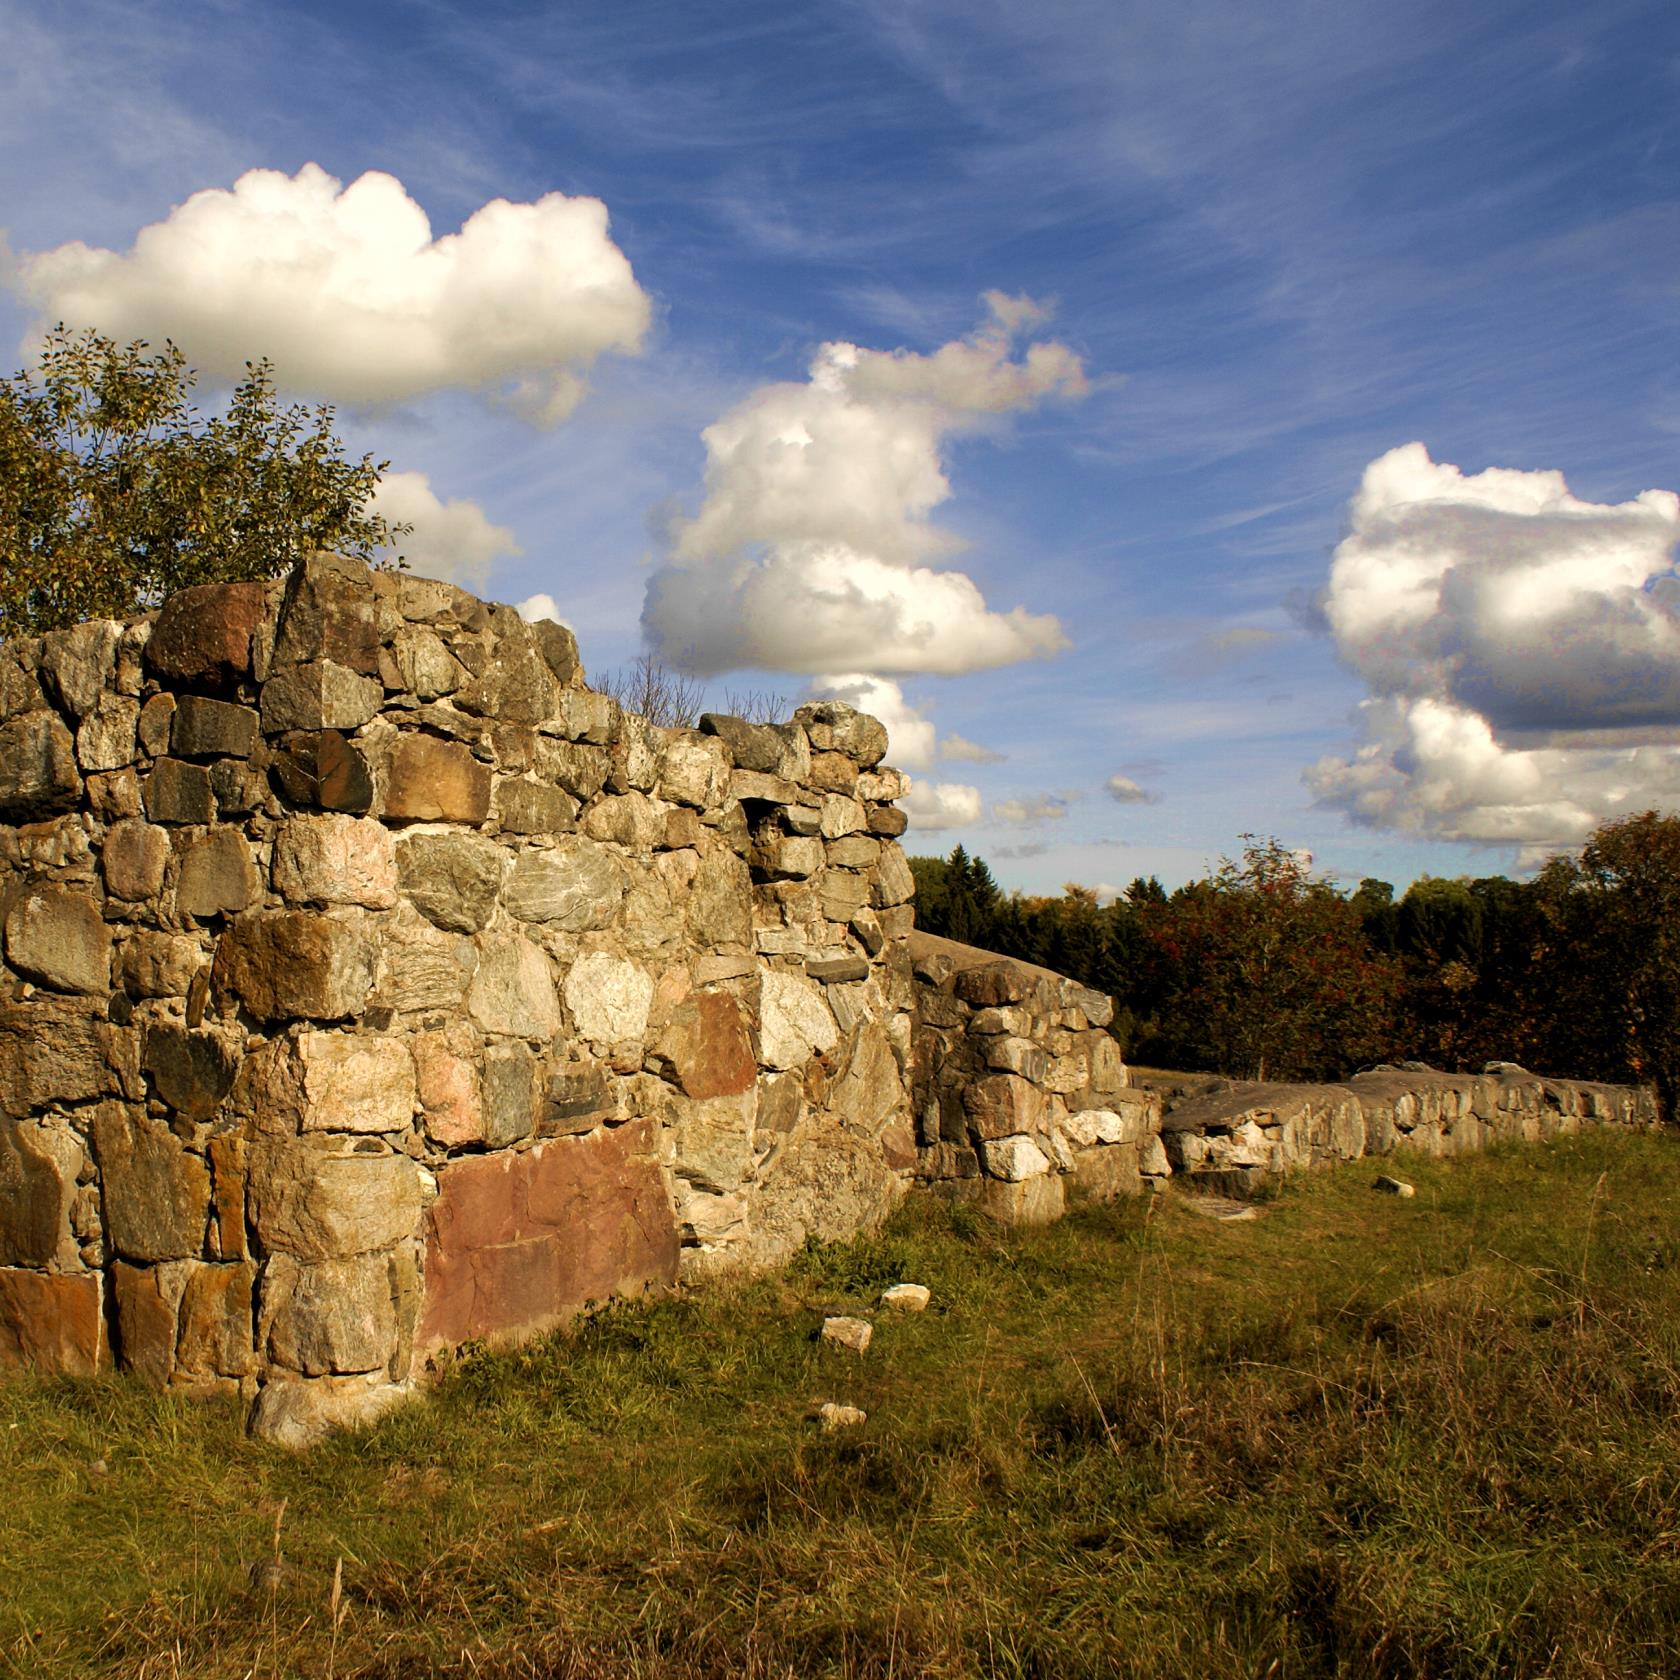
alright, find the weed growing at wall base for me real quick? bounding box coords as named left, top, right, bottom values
left=4, top=1129, right=1680, bottom=1677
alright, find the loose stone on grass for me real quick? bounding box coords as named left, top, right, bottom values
left=808, top=1400, right=868, bottom=1431
left=879, top=1283, right=930, bottom=1312
left=820, top=1315, right=873, bottom=1354
left=1373, top=1174, right=1417, bottom=1198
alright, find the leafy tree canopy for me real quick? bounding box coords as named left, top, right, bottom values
left=0, top=324, right=408, bottom=639
left=1538, top=811, right=1680, bottom=1123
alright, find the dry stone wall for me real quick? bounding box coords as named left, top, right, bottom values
left=0, top=554, right=919, bottom=1442
left=909, top=932, right=1168, bottom=1223
left=1161, top=1064, right=1658, bottom=1193
left=0, top=551, right=1662, bottom=1445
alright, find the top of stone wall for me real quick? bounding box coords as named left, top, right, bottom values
left=0, top=554, right=914, bottom=847
left=908, top=930, right=1112, bottom=1028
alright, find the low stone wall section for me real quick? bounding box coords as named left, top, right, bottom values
left=1161, top=1064, right=1658, bottom=1193
left=0, top=554, right=920, bottom=1441
left=909, top=932, right=1166, bottom=1223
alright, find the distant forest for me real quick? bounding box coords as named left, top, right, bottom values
left=910, top=816, right=1680, bottom=1120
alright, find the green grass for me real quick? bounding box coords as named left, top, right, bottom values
left=6, top=1130, right=1680, bottom=1678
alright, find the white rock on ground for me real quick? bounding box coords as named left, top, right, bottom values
left=821, top=1315, right=872, bottom=1354
left=879, top=1283, right=930, bottom=1312
left=809, top=1400, right=868, bottom=1431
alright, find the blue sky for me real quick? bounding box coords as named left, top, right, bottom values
left=3, top=0, right=1677, bottom=896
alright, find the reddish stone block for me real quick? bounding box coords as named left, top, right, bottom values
left=146, top=581, right=268, bottom=687
left=419, top=1120, right=679, bottom=1353
left=652, top=992, right=757, bottom=1100
left=0, top=1267, right=107, bottom=1375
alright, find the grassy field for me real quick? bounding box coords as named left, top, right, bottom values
left=5, top=1129, right=1680, bottom=1679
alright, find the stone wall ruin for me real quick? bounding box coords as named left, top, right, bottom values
left=0, top=554, right=930, bottom=1442
left=0, top=552, right=1659, bottom=1444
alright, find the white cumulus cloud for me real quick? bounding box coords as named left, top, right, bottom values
left=1105, top=774, right=1156, bottom=804
left=10, top=163, right=650, bottom=424
left=515, top=593, right=573, bottom=630
left=641, top=294, right=1085, bottom=677
left=900, top=777, right=983, bottom=831
left=1308, top=443, right=1680, bottom=852
left=370, top=470, right=521, bottom=591
left=809, top=674, right=936, bottom=768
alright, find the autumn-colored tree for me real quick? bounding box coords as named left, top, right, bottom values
left=1535, top=811, right=1680, bottom=1124
left=0, top=325, right=406, bottom=638
left=1141, top=837, right=1400, bottom=1081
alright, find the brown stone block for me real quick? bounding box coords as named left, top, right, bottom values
left=175, top=1259, right=256, bottom=1380
left=954, top=961, right=1035, bottom=1010
left=86, top=767, right=143, bottom=822
left=143, top=1024, right=239, bottom=1121
left=699, top=713, right=785, bottom=773
left=212, top=911, right=377, bottom=1021
left=383, top=734, right=491, bottom=824
left=807, top=750, right=859, bottom=793
left=793, top=701, right=888, bottom=766
left=454, top=632, right=559, bottom=725
left=272, top=813, right=397, bottom=910
left=260, top=662, right=383, bottom=734
left=529, top=618, right=580, bottom=685
left=270, top=730, right=375, bottom=813
left=146, top=581, right=268, bottom=687
left=961, top=1073, right=1049, bottom=1142
left=495, top=778, right=579, bottom=836
left=0, top=996, right=128, bottom=1113
left=94, top=1107, right=211, bottom=1261
left=4, top=884, right=111, bottom=995
left=76, top=694, right=140, bottom=772
left=175, top=827, right=262, bottom=919
left=208, top=1133, right=249, bottom=1260
left=481, top=1041, right=537, bottom=1148
left=247, top=1137, right=424, bottom=1260
left=1072, top=1142, right=1143, bottom=1203
left=0, top=1119, right=82, bottom=1267
left=880, top=1122, right=918, bottom=1170
left=111, top=1259, right=191, bottom=1386
left=144, top=757, right=216, bottom=825
left=271, top=554, right=383, bottom=676
left=539, top=1061, right=614, bottom=1135
left=395, top=830, right=504, bottom=933
left=103, top=818, right=170, bottom=901
left=978, top=1173, right=1065, bottom=1227
left=263, top=1249, right=413, bottom=1377
left=418, top=1122, right=678, bottom=1354
left=171, top=695, right=259, bottom=760
left=0, top=1267, right=107, bottom=1375
left=0, top=711, right=80, bottom=822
